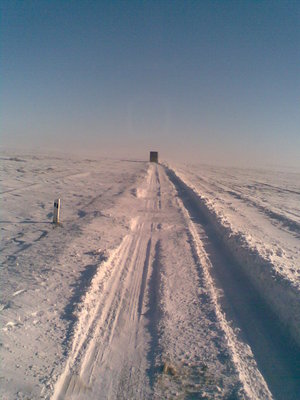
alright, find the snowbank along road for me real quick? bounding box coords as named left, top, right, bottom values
left=51, top=164, right=298, bottom=399
left=1, top=155, right=299, bottom=399
left=51, top=163, right=247, bottom=399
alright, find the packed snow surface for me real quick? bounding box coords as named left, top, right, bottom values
left=170, top=163, right=300, bottom=287
left=1, top=151, right=299, bottom=399
left=168, top=163, right=300, bottom=347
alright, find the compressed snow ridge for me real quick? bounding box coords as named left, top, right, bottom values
left=173, top=195, right=272, bottom=400
left=167, top=164, right=300, bottom=347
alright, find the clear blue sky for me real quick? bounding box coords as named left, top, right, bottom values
left=1, top=0, right=299, bottom=166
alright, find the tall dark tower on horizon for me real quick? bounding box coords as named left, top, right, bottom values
left=150, top=151, right=158, bottom=163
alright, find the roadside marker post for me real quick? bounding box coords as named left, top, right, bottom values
left=53, top=199, right=61, bottom=224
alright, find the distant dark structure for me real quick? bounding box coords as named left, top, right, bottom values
left=150, top=151, right=158, bottom=163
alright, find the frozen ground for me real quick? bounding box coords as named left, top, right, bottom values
left=1, top=151, right=299, bottom=399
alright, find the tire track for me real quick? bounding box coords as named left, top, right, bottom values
left=166, top=166, right=300, bottom=400
left=51, top=164, right=162, bottom=400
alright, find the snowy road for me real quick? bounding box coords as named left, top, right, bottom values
left=166, top=167, right=300, bottom=400
left=52, top=166, right=162, bottom=399
left=51, top=163, right=288, bottom=399
left=1, top=155, right=299, bottom=399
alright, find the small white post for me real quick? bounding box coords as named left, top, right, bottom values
left=53, top=199, right=61, bottom=224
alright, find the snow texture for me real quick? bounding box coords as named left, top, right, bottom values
left=1, top=151, right=299, bottom=399
left=167, top=163, right=300, bottom=347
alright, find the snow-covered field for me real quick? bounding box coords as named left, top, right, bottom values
left=1, top=151, right=299, bottom=399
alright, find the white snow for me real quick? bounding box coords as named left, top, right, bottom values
left=1, top=151, right=299, bottom=399
left=167, top=163, right=300, bottom=348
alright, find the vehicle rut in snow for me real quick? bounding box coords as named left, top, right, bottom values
left=166, top=166, right=300, bottom=400
left=50, top=163, right=300, bottom=400
left=51, top=165, right=162, bottom=399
